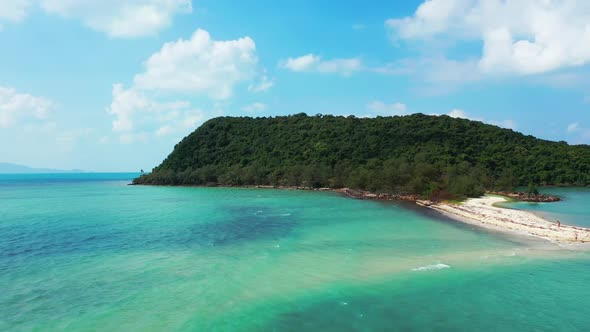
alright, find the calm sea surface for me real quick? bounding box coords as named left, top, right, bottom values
left=1, top=174, right=589, bottom=331
left=501, top=187, right=590, bottom=228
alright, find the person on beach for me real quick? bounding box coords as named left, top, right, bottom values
left=557, top=220, right=561, bottom=228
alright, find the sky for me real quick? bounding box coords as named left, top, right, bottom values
left=1, top=0, right=590, bottom=172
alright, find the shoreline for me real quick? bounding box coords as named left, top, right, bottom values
left=421, top=196, right=590, bottom=245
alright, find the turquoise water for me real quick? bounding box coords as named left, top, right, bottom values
left=1, top=174, right=589, bottom=331
left=502, top=188, right=590, bottom=227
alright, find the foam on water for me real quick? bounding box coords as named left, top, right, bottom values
left=411, top=263, right=451, bottom=271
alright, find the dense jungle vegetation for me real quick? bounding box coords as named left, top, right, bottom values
left=133, top=113, right=590, bottom=199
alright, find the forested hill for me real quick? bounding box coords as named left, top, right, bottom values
left=133, top=113, right=590, bottom=198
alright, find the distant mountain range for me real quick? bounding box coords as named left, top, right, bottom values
left=0, top=162, right=84, bottom=174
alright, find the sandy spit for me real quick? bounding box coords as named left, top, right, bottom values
left=421, top=196, right=590, bottom=244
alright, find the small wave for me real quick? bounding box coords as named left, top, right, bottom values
left=412, top=263, right=451, bottom=271
left=280, top=213, right=291, bottom=217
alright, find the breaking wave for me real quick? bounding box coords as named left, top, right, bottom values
left=412, top=263, right=451, bottom=272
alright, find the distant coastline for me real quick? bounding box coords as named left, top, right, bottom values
left=0, top=162, right=84, bottom=174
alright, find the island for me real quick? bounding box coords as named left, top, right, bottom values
left=134, top=113, right=590, bottom=243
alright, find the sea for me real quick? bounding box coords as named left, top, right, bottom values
left=1, top=173, right=589, bottom=331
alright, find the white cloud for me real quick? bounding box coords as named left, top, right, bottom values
left=444, top=108, right=516, bottom=129
left=248, top=75, right=274, bottom=93
left=0, top=0, right=31, bottom=25
left=281, top=54, right=362, bottom=76
left=387, top=0, right=590, bottom=75
left=106, top=29, right=262, bottom=143
left=155, top=125, right=174, bottom=137
left=107, top=84, right=205, bottom=143
left=134, top=29, right=257, bottom=99
left=39, top=0, right=192, bottom=38
left=447, top=109, right=469, bottom=119
left=0, top=86, right=54, bottom=128
left=567, top=122, right=579, bottom=133
left=367, top=101, right=408, bottom=115
left=282, top=54, right=319, bottom=71
left=243, top=102, right=267, bottom=113
left=107, top=84, right=148, bottom=132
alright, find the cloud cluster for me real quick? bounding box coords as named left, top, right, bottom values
left=248, top=76, right=274, bottom=93
left=0, top=86, right=53, bottom=128
left=107, top=29, right=260, bottom=143
left=107, top=84, right=205, bottom=143
left=134, top=29, right=257, bottom=99
left=387, top=0, right=590, bottom=75
left=281, top=54, right=362, bottom=76
left=1, top=0, right=191, bottom=37
left=445, top=108, right=516, bottom=129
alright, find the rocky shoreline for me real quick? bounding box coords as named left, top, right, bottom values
left=132, top=183, right=561, bottom=204
left=336, top=188, right=419, bottom=202
left=487, top=191, right=561, bottom=202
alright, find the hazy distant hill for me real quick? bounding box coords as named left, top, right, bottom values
left=133, top=113, right=590, bottom=198
left=0, top=162, right=83, bottom=174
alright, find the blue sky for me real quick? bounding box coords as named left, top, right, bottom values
left=1, top=0, right=590, bottom=171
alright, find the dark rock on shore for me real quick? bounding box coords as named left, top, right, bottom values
left=339, top=188, right=419, bottom=202
left=488, top=191, right=561, bottom=202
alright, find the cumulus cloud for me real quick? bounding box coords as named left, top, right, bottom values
left=248, top=75, right=274, bottom=93
left=107, top=84, right=205, bottom=143
left=0, top=86, right=54, bottom=128
left=447, top=109, right=469, bottom=119
left=443, top=108, right=516, bottom=129
left=39, top=0, right=191, bottom=38
left=134, top=29, right=257, bottom=99
left=387, top=0, right=590, bottom=75
left=281, top=54, right=362, bottom=76
left=367, top=101, right=408, bottom=115
left=0, top=1, right=190, bottom=37
left=106, top=29, right=262, bottom=142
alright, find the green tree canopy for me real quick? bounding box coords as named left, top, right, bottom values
left=134, top=113, right=590, bottom=199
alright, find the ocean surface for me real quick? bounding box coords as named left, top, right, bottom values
left=1, top=174, right=589, bottom=331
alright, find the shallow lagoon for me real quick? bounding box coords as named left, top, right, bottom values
left=501, top=187, right=590, bottom=228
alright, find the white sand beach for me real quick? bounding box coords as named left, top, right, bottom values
left=422, top=196, right=590, bottom=244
